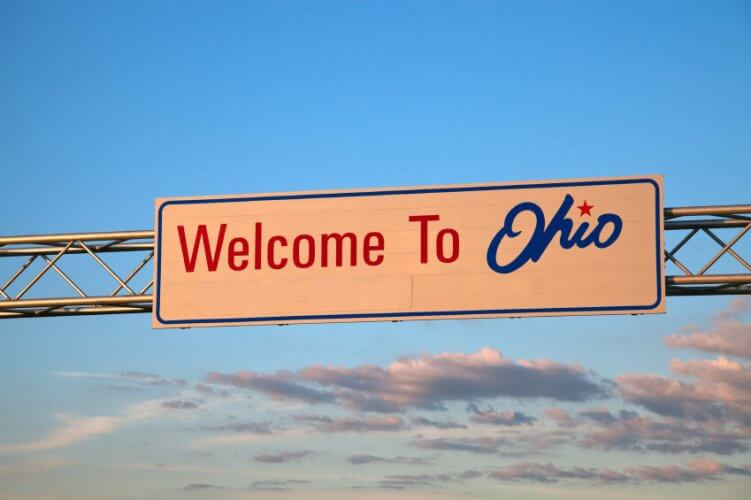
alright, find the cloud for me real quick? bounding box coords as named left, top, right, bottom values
left=348, top=454, right=432, bottom=465
left=577, top=409, right=748, bottom=455
left=162, top=400, right=201, bottom=410
left=618, top=358, right=751, bottom=431
left=195, top=432, right=288, bottom=447
left=617, top=374, right=726, bottom=421
left=627, top=458, right=751, bottom=483
left=466, top=403, right=535, bottom=426
left=514, top=430, right=573, bottom=450
left=293, top=414, right=406, bottom=432
left=647, top=438, right=748, bottom=455
left=412, top=427, right=569, bottom=457
left=55, top=370, right=187, bottom=387
left=105, top=384, right=145, bottom=392
left=253, top=450, right=315, bottom=463
left=664, top=297, right=751, bottom=358
left=671, top=358, right=751, bottom=402
left=0, top=399, right=165, bottom=454
left=201, top=421, right=272, bottom=434
left=348, top=454, right=389, bottom=465
left=0, top=458, right=73, bottom=476
left=121, top=371, right=188, bottom=386
left=194, top=384, right=232, bottom=399
left=182, top=483, right=222, bottom=491
left=718, top=297, right=751, bottom=321
left=489, top=462, right=630, bottom=484
left=540, top=402, right=750, bottom=456
left=618, top=298, right=751, bottom=432
left=410, top=417, right=467, bottom=429
left=578, top=407, right=637, bottom=424
left=376, top=471, right=480, bottom=490
left=248, top=479, right=311, bottom=491
left=206, top=371, right=335, bottom=404
left=545, top=407, right=577, bottom=427
left=490, top=459, right=751, bottom=484
left=300, top=348, right=608, bottom=409
left=291, top=414, right=331, bottom=424
left=687, top=457, right=751, bottom=476
left=208, top=348, right=608, bottom=413
left=411, top=436, right=509, bottom=454
left=0, top=416, right=120, bottom=453
left=54, top=371, right=117, bottom=380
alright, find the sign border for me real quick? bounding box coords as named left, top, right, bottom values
left=154, top=177, right=663, bottom=326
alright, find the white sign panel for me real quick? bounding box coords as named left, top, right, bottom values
left=153, top=175, right=664, bottom=328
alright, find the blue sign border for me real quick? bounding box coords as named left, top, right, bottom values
left=155, top=178, right=663, bottom=325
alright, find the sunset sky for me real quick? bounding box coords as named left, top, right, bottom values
left=1, top=1, right=750, bottom=499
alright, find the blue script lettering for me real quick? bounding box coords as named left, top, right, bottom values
left=486, top=194, right=622, bottom=274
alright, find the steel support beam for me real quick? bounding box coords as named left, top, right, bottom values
left=664, top=204, right=751, bottom=296
left=0, top=231, right=154, bottom=318
left=0, top=203, right=749, bottom=319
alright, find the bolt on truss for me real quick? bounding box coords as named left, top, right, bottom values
left=0, top=204, right=749, bottom=319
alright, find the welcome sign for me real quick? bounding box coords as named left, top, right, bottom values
left=153, top=175, right=664, bottom=328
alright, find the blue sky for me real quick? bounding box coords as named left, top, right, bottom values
left=1, top=1, right=750, bottom=498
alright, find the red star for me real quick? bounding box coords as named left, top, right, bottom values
left=577, top=200, right=594, bottom=216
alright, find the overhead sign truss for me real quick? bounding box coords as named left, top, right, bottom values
left=0, top=231, right=153, bottom=318
left=664, top=204, right=751, bottom=296
left=0, top=202, right=749, bottom=321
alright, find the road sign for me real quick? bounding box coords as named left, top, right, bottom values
left=153, top=175, right=664, bottom=328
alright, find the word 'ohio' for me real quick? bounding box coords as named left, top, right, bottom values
left=487, top=194, right=623, bottom=274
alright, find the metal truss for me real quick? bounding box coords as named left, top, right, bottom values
left=0, top=231, right=154, bottom=318
left=665, top=204, right=751, bottom=296
left=0, top=204, right=749, bottom=319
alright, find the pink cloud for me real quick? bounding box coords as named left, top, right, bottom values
left=617, top=374, right=725, bottom=421
left=490, top=459, right=751, bottom=484
left=545, top=407, right=577, bottom=427
left=348, top=454, right=432, bottom=465
left=205, top=370, right=335, bottom=404
left=411, top=436, right=510, bottom=454
left=294, top=414, right=406, bottom=433
left=489, top=462, right=629, bottom=483
left=664, top=297, right=751, bottom=358
left=618, top=357, right=751, bottom=430
left=577, top=409, right=747, bottom=455
left=467, top=403, right=535, bottom=426
left=627, top=458, right=751, bottom=483
left=253, top=450, right=315, bottom=463
left=208, top=348, right=608, bottom=413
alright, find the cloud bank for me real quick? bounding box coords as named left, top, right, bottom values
left=207, top=348, right=608, bottom=413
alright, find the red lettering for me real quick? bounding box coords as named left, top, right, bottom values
left=254, top=222, right=263, bottom=270
left=177, top=224, right=227, bottom=272
left=177, top=223, right=388, bottom=273
left=437, top=228, right=459, bottom=263
left=363, top=232, right=384, bottom=266
left=228, top=237, right=249, bottom=271
left=321, top=232, right=357, bottom=267
left=408, top=214, right=440, bottom=263
left=268, top=236, right=288, bottom=269
left=293, top=234, right=315, bottom=268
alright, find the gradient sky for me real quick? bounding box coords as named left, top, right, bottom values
left=1, top=1, right=750, bottom=499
